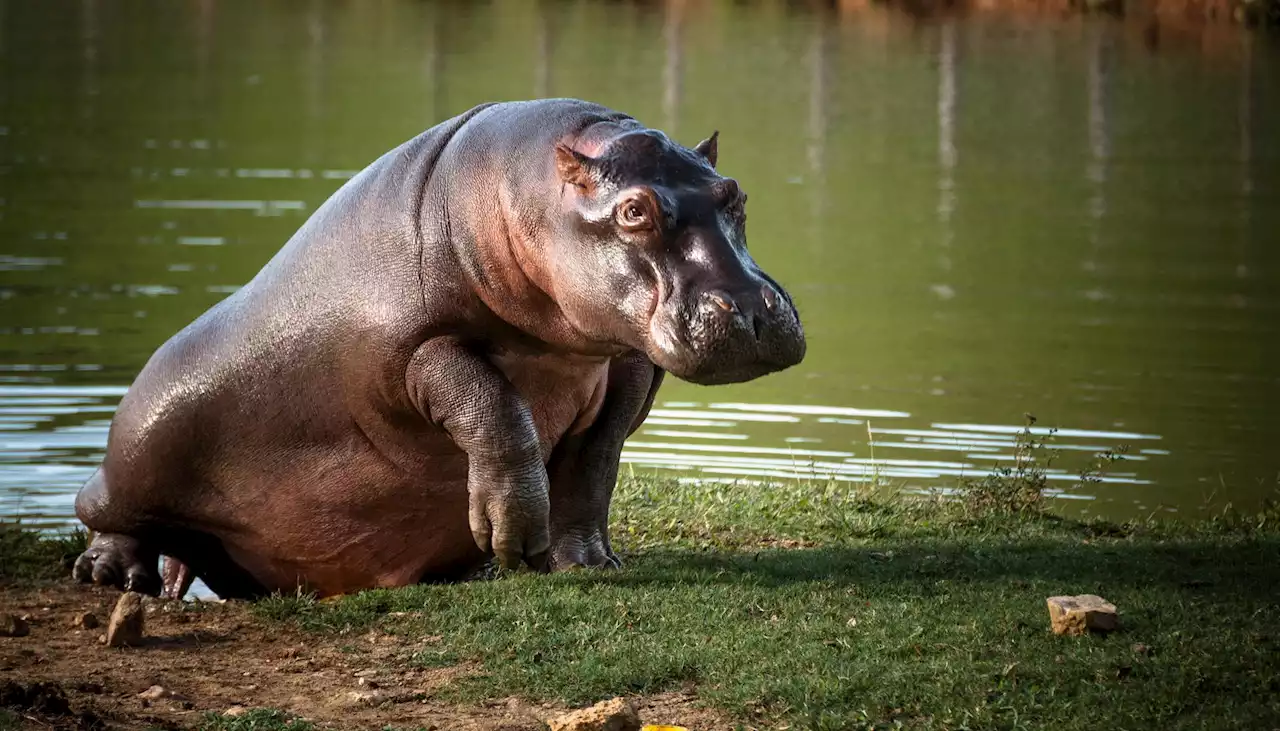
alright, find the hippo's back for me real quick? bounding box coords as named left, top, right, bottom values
left=97, top=103, right=503, bottom=517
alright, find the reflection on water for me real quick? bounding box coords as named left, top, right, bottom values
left=622, top=400, right=1154, bottom=493
left=1, top=1, right=1279, bottom=528
left=0, top=386, right=121, bottom=525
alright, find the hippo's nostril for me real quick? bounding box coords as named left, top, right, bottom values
left=706, top=291, right=737, bottom=313
left=761, top=285, right=778, bottom=312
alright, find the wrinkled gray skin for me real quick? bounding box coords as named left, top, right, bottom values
left=72, top=99, right=806, bottom=600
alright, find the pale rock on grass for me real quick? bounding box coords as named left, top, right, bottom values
left=1047, top=594, right=1118, bottom=635
left=548, top=697, right=641, bottom=731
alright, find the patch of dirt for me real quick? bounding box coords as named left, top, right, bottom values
left=0, top=582, right=736, bottom=730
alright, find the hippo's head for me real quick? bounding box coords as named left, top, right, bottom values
left=546, top=128, right=805, bottom=385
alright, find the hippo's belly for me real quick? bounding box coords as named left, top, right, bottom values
left=189, top=350, right=610, bottom=596
left=199, top=428, right=478, bottom=596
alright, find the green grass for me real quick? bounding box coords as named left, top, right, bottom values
left=196, top=709, right=316, bottom=731
left=191, top=708, right=430, bottom=731
left=0, top=520, right=86, bottom=583
left=253, top=472, right=1280, bottom=731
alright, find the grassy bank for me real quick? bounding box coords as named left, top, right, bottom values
left=245, top=477, right=1279, bottom=731
left=4, top=441, right=1279, bottom=730
left=0, top=521, right=85, bottom=584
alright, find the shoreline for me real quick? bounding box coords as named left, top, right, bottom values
left=4, top=475, right=1279, bottom=730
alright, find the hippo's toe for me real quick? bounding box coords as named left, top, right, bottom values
left=72, top=533, right=162, bottom=596
left=549, top=531, right=622, bottom=571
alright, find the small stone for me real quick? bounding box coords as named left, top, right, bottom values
left=357, top=677, right=379, bottom=689
left=548, top=697, right=641, bottom=731
left=224, top=706, right=248, bottom=717
left=1, top=615, right=30, bottom=638
left=343, top=690, right=381, bottom=707
left=106, top=592, right=146, bottom=647
left=1047, top=594, right=1118, bottom=636
left=138, top=685, right=180, bottom=700
left=72, top=612, right=99, bottom=630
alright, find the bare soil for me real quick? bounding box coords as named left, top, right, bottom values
left=0, top=582, right=734, bottom=731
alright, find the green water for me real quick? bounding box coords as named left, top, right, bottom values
left=2, top=1, right=1278, bottom=526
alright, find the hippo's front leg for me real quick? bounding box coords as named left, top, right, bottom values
left=546, top=351, right=663, bottom=570
left=408, top=338, right=551, bottom=570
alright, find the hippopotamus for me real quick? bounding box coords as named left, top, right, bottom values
left=71, top=98, right=806, bottom=600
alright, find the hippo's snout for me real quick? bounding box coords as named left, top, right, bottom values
left=657, top=277, right=806, bottom=386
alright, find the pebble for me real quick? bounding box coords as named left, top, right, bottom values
left=72, top=612, right=99, bottom=630
left=343, top=689, right=382, bottom=707
left=106, top=593, right=146, bottom=647
left=138, top=685, right=182, bottom=701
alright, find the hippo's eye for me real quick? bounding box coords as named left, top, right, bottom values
left=616, top=201, right=649, bottom=229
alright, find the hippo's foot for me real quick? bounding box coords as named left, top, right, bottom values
left=72, top=533, right=161, bottom=596
left=549, top=528, right=621, bottom=571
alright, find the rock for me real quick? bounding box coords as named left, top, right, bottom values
left=1, top=614, right=30, bottom=637
left=357, top=676, right=379, bottom=689
left=225, top=705, right=248, bottom=717
left=548, top=697, right=641, bottom=731
left=138, top=685, right=181, bottom=700
left=106, top=592, right=146, bottom=647
left=1047, top=594, right=1118, bottom=636
left=331, top=690, right=381, bottom=708
left=351, top=690, right=381, bottom=706
left=72, top=612, right=99, bottom=630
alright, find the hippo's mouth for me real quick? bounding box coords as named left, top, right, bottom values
left=642, top=289, right=806, bottom=386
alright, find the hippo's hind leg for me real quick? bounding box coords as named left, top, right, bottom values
left=71, top=470, right=163, bottom=595
left=161, top=556, right=195, bottom=600
left=162, top=530, right=268, bottom=600
left=72, top=533, right=162, bottom=595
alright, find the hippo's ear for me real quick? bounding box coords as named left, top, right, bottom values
left=555, top=143, right=597, bottom=191
left=694, top=131, right=719, bottom=168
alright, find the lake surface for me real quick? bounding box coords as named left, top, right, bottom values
left=2, top=0, right=1278, bottom=529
